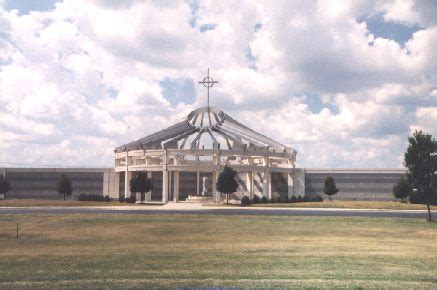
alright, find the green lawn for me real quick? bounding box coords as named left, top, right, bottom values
left=248, top=200, right=437, bottom=210
left=0, top=214, right=436, bottom=289
left=0, top=199, right=135, bottom=207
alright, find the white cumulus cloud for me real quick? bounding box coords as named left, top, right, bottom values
left=0, top=0, right=435, bottom=168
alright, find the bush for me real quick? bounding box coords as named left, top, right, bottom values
left=297, top=195, right=303, bottom=202
left=252, top=195, right=261, bottom=204
left=241, top=196, right=251, bottom=206
left=275, top=197, right=282, bottom=203
left=269, top=198, right=276, bottom=203
left=409, top=193, right=437, bottom=205
left=126, top=195, right=137, bottom=204
left=392, top=177, right=411, bottom=202
left=283, top=196, right=290, bottom=203
left=261, top=196, right=268, bottom=203
left=119, top=195, right=125, bottom=203
left=409, top=193, right=422, bottom=204
left=94, top=195, right=104, bottom=202
left=291, top=196, right=297, bottom=203
left=78, top=194, right=108, bottom=202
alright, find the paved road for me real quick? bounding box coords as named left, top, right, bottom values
left=0, top=205, right=429, bottom=218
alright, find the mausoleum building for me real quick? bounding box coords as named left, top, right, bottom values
left=114, top=106, right=299, bottom=203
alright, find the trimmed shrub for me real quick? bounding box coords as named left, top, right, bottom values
left=269, top=198, right=276, bottom=203
left=297, top=195, right=303, bottom=202
left=241, top=196, right=251, bottom=206
left=57, top=174, right=73, bottom=200
left=303, top=195, right=310, bottom=202
left=119, top=196, right=125, bottom=203
left=291, top=196, right=297, bottom=203
left=252, top=195, right=261, bottom=204
left=323, top=176, right=339, bottom=201
left=78, top=194, right=108, bottom=202
left=126, top=195, right=137, bottom=204
left=282, top=196, right=290, bottom=203
left=261, top=196, right=268, bottom=203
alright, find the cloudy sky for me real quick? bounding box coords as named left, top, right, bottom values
left=0, top=0, right=435, bottom=168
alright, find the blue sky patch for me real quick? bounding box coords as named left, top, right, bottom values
left=199, top=23, right=217, bottom=32
left=360, top=13, right=422, bottom=45
left=107, top=87, right=118, bottom=99
left=245, top=47, right=257, bottom=70
left=305, top=94, right=339, bottom=115
left=187, top=0, right=199, bottom=28
left=4, top=0, right=60, bottom=15
left=160, top=78, right=196, bottom=106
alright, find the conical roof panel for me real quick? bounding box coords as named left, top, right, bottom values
left=115, top=107, right=296, bottom=155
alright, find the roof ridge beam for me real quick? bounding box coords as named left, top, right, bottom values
left=224, top=113, right=290, bottom=149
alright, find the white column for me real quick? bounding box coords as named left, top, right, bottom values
left=213, top=150, right=220, bottom=203
left=196, top=171, right=200, bottom=196
left=287, top=172, right=294, bottom=198
left=173, top=171, right=180, bottom=202
left=124, top=151, right=131, bottom=199
left=146, top=171, right=152, bottom=201
left=162, top=170, right=168, bottom=203
left=125, top=170, right=132, bottom=199
left=263, top=155, right=271, bottom=199
left=168, top=171, right=173, bottom=201
left=263, top=171, right=271, bottom=199
left=246, top=172, right=254, bottom=199
left=251, top=172, right=255, bottom=198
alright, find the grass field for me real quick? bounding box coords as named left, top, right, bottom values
left=0, top=199, right=135, bottom=207
left=249, top=200, right=437, bottom=210
left=0, top=214, right=436, bottom=289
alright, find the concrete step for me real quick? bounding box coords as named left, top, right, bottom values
left=185, top=195, right=213, bottom=203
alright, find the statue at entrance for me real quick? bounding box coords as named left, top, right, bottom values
left=201, top=176, right=208, bottom=196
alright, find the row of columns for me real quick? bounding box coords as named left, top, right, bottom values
left=245, top=171, right=294, bottom=199
left=123, top=169, right=292, bottom=203
left=244, top=171, right=273, bottom=199
left=120, top=149, right=295, bottom=202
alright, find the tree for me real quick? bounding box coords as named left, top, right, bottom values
left=392, top=176, right=411, bottom=202
left=56, top=174, right=73, bottom=200
left=404, top=130, right=436, bottom=221
left=0, top=173, right=11, bottom=198
left=216, top=166, right=239, bottom=204
left=130, top=172, right=152, bottom=203
left=323, top=176, right=339, bottom=201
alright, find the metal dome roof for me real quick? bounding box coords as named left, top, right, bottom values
left=115, top=107, right=296, bottom=154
